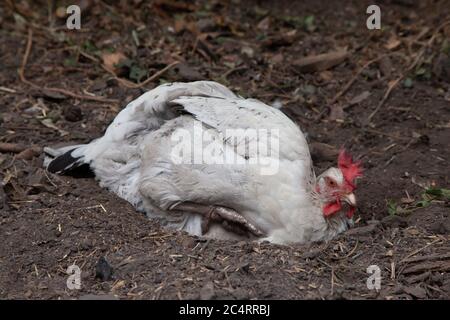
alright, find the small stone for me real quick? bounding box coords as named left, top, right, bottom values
left=24, top=106, right=42, bottom=115
left=24, top=290, right=33, bottom=298
left=63, top=105, right=83, bottom=122
left=199, top=281, right=215, bottom=300
left=381, top=215, right=408, bottom=228
left=346, top=222, right=380, bottom=236
left=55, top=7, right=67, bottom=18
left=80, top=239, right=93, bottom=251
left=181, top=237, right=196, bottom=249
left=241, top=46, right=254, bottom=58
left=196, top=18, right=217, bottom=32
left=0, top=183, right=8, bottom=211
left=171, top=63, right=204, bottom=81
left=232, top=288, right=249, bottom=299
left=95, top=257, right=113, bottom=281
left=433, top=53, right=450, bottom=82
left=406, top=272, right=430, bottom=284
left=38, top=89, right=67, bottom=101
left=403, top=285, right=427, bottom=299
left=237, top=262, right=250, bottom=273
left=429, top=218, right=450, bottom=235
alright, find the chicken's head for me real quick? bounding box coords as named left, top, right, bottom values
left=316, top=150, right=363, bottom=219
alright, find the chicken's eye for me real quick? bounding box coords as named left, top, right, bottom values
left=326, top=178, right=337, bottom=188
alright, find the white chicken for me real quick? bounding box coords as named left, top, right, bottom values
left=45, top=81, right=362, bottom=244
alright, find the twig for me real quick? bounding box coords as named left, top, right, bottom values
left=191, top=36, right=199, bottom=55
left=102, top=61, right=180, bottom=89
left=367, top=77, right=403, bottom=121
left=44, top=170, right=58, bottom=188
left=78, top=50, right=99, bottom=63
left=19, top=29, right=118, bottom=104
left=403, top=252, right=450, bottom=264
left=18, top=29, right=33, bottom=84
left=402, top=260, right=450, bottom=275
left=328, top=52, right=406, bottom=105
left=0, top=86, right=17, bottom=93
left=334, top=240, right=359, bottom=260
left=390, top=261, right=396, bottom=280
left=361, top=128, right=410, bottom=141
left=368, top=20, right=450, bottom=121
left=222, top=66, right=248, bottom=80
left=73, top=47, right=179, bottom=89
left=330, top=267, right=335, bottom=296
left=399, top=239, right=441, bottom=264
left=50, top=87, right=118, bottom=102
left=0, top=142, right=27, bottom=153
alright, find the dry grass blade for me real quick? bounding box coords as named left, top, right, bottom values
left=293, top=49, right=349, bottom=73
left=101, top=61, right=180, bottom=89
left=328, top=52, right=406, bottom=105
left=0, top=143, right=27, bottom=153
left=399, top=239, right=442, bottom=264
left=19, top=29, right=118, bottom=104
left=367, top=20, right=450, bottom=121
left=402, top=260, right=450, bottom=275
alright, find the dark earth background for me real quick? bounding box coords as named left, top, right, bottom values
left=0, top=0, right=449, bottom=299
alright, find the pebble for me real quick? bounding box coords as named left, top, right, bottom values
left=95, top=257, right=113, bottom=281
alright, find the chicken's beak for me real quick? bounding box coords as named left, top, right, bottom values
left=342, top=193, right=356, bottom=207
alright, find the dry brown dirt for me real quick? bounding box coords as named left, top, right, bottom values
left=0, top=0, right=449, bottom=299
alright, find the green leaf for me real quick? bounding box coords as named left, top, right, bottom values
left=415, top=67, right=427, bottom=76
left=415, top=200, right=430, bottom=208
left=195, top=10, right=210, bottom=18
left=403, top=78, right=413, bottom=88
left=254, top=6, right=269, bottom=17
left=129, top=65, right=147, bottom=83
left=214, top=37, right=229, bottom=45
left=387, top=200, right=397, bottom=215
left=300, top=84, right=316, bottom=95
left=255, top=34, right=266, bottom=41
left=441, top=39, right=450, bottom=54
left=63, top=57, right=77, bottom=67
left=280, top=15, right=304, bottom=28
left=425, top=187, right=450, bottom=199
left=117, top=59, right=133, bottom=68
left=83, top=40, right=97, bottom=53
left=65, top=38, right=75, bottom=46
left=304, top=15, right=316, bottom=32
left=132, top=30, right=140, bottom=46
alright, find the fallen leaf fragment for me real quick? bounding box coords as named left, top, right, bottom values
left=101, top=52, right=128, bottom=73
left=293, top=49, right=349, bottom=73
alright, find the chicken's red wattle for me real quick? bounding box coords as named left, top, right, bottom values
left=346, top=207, right=356, bottom=218
left=323, top=200, right=342, bottom=217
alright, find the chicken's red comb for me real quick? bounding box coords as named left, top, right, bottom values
left=338, top=150, right=363, bottom=190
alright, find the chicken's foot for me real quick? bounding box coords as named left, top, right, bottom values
left=169, top=202, right=264, bottom=237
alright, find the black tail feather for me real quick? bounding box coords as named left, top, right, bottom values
left=47, top=148, right=89, bottom=175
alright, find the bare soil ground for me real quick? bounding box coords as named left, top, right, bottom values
left=0, top=0, right=449, bottom=300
